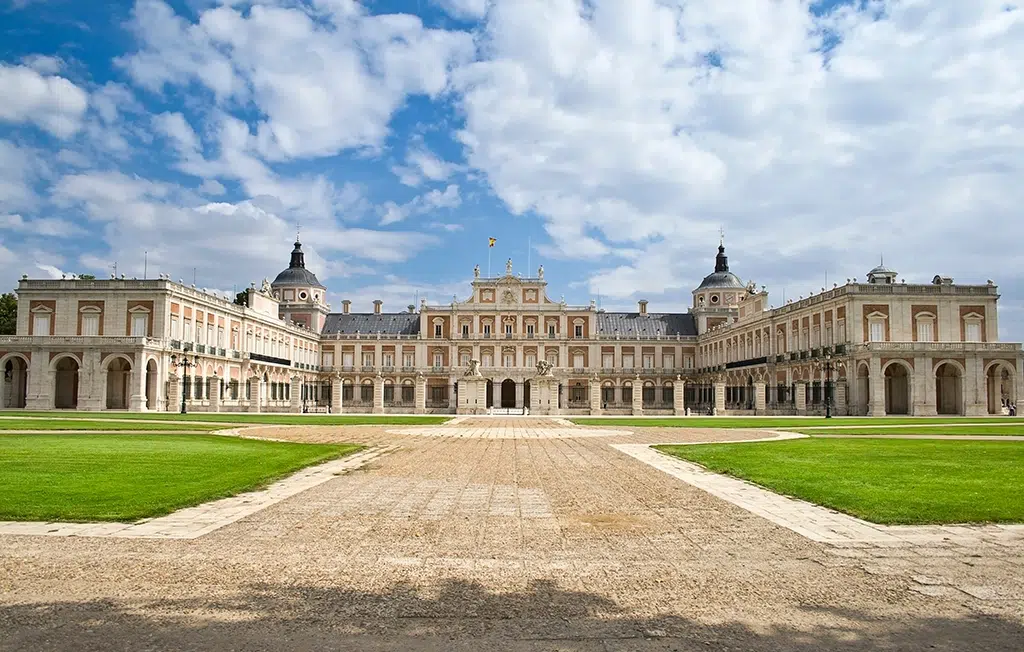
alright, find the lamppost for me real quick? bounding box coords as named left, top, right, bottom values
left=823, top=352, right=834, bottom=419
left=170, top=354, right=199, bottom=414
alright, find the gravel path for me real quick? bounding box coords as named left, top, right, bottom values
left=1, top=419, right=1022, bottom=651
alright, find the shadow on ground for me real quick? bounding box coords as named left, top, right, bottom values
left=2, top=578, right=1020, bottom=651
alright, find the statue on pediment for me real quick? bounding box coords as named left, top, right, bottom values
left=538, top=265, right=544, bottom=279
left=260, top=278, right=272, bottom=294
left=474, top=264, right=480, bottom=279
left=505, top=258, right=513, bottom=276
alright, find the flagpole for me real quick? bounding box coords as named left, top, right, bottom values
left=527, top=236, right=531, bottom=274
left=487, top=244, right=491, bottom=278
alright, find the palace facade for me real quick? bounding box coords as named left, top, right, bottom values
left=1, top=239, right=1021, bottom=416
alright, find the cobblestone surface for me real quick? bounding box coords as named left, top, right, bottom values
left=1, top=419, right=1022, bottom=651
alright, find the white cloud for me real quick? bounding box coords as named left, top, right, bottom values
left=21, top=54, right=63, bottom=75
left=379, top=184, right=461, bottom=225
left=199, top=179, right=226, bottom=195
left=120, top=0, right=475, bottom=161
left=451, top=0, right=1024, bottom=303
left=392, top=147, right=460, bottom=187
left=0, top=213, right=86, bottom=238
left=433, top=0, right=490, bottom=20
left=0, top=63, right=89, bottom=138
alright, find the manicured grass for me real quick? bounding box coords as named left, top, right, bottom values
left=571, top=416, right=1024, bottom=429
left=656, top=439, right=1024, bottom=525
left=0, top=434, right=360, bottom=522
left=0, top=412, right=452, bottom=426
left=0, top=418, right=222, bottom=432
left=794, top=425, right=1024, bottom=436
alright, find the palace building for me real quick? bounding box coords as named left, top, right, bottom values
left=1, top=238, right=1021, bottom=416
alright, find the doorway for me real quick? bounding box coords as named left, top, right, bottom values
left=500, top=379, right=516, bottom=408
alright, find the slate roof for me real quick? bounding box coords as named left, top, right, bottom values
left=321, top=313, right=420, bottom=336
left=273, top=267, right=325, bottom=288
left=596, top=312, right=698, bottom=338
left=696, top=270, right=745, bottom=290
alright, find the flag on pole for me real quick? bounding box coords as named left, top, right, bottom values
left=488, top=237, right=497, bottom=247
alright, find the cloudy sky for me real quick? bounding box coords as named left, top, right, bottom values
left=1, top=0, right=1021, bottom=339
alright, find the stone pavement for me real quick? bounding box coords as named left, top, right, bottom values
left=1, top=418, right=1022, bottom=651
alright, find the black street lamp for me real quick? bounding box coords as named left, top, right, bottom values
left=823, top=352, right=834, bottom=419
left=170, top=354, right=199, bottom=414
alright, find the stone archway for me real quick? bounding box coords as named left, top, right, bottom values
left=936, top=362, right=964, bottom=415
left=2, top=355, right=29, bottom=409
left=986, top=362, right=1015, bottom=414
left=883, top=362, right=911, bottom=415
left=105, top=357, right=132, bottom=410
left=145, top=359, right=158, bottom=410
left=500, top=378, right=516, bottom=408
left=53, top=356, right=80, bottom=409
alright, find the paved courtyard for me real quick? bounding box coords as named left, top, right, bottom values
left=1, top=418, right=1022, bottom=651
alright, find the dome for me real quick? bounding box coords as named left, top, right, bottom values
left=271, top=239, right=325, bottom=289
left=695, top=243, right=744, bottom=291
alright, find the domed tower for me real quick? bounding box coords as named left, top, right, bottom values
left=270, top=237, right=329, bottom=332
left=692, top=239, right=746, bottom=334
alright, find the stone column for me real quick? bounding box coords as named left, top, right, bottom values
left=631, top=378, right=643, bottom=416
left=713, top=381, right=726, bottom=415
left=965, top=357, right=987, bottom=416
left=754, top=381, right=767, bottom=415
left=415, top=374, right=426, bottom=414
left=209, top=374, right=221, bottom=413
left=331, top=375, right=344, bottom=414
left=79, top=349, right=103, bottom=411
left=795, top=381, right=807, bottom=412
left=516, top=381, right=525, bottom=409
left=166, top=373, right=180, bottom=413
left=251, top=375, right=263, bottom=413
left=589, top=378, right=601, bottom=415
left=290, top=375, right=302, bottom=413
left=916, top=357, right=937, bottom=416
left=868, top=357, right=885, bottom=416
left=129, top=351, right=147, bottom=412
left=373, top=374, right=385, bottom=414
left=673, top=379, right=686, bottom=416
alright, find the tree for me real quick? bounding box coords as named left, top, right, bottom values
left=234, top=290, right=248, bottom=307
left=0, top=291, right=17, bottom=335
left=78, top=274, right=96, bottom=280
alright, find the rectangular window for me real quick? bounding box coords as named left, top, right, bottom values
left=403, top=353, right=415, bottom=368
left=622, top=354, right=634, bottom=369
left=548, top=324, right=556, bottom=338
left=33, top=313, right=50, bottom=335
left=869, top=321, right=885, bottom=342
left=462, top=323, right=470, bottom=337
left=482, top=354, right=492, bottom=367
left=483, top=324, right=492, bottom=336
left=170, top=316, right=180, bottom=339
left=574, top=324, right=583, bottom=338
left=965, top=322, right=981, bottom=342
left=322, top=352, right=334, bottom=368
left=343, top=353, right=354, bottom=368
left=526, top=324, right=535, bottom=337
left=642, top=354, right=654, bottom=369
left=433, top=353, right=444, bottom=367
left=824, top=325, right=833, bottom=346
left=572, top=353, right=584, bottom=368
left=460, top=353, right=471, bottom=366
left=185, top=321, right=192, bottom=342
left=434, top=324, right=443, bottom=338
left=217, top=327, right=224, bottom=347
left=81, top=313, right=99, bottom=336
left=131, top=314, right=148, bottom=337
left=525, top=353, right=536, bottom=368
left=546, top=351, right=557, bottom=366
left=917, top=321, right=934, bottom=343
left=505, top=323, right=513, bottom=335
left=362, top=353, right=374, bottom=367
left=382, top=353, right=394, bottom=367
left=663, top=354, right=674, bottom=369
left=503, top=353, right=514, bottom=367
left=602, top=354, right=613, bottom=368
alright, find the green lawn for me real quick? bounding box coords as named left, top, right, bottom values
left=0, top=434, right=360, bottom=522
left=0, top=412, right=452, bottom=426
left=656, top=439, right=1024, bottom=525
left=794, top=425, right=1024, bottom=436
left=0, top=418, right=222, bottom=432
left=572, top=416, right=1024, bottom=429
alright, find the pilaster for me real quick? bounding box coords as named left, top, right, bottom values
left=673, top=378, right=686, bottom=416
left=251, top=376, right=263, bottom=413
left=79, top=349, right=103, bottom=411
left=166, top=373, right=180, bottom=413
left=868, top=357, right=885, bottom=416
left=516, top=381, right=525, bottom=409
left=834, top=380, right=848, bottom=416
left=964, top=356, right=987, bottom=416
left=24, top=352, right=50, bottom=410
left=589, top=377, right=601, bottom=415
left=129, top=351, right=147, bottom=412
left=632, top=376, right=643, bottom=416
left=415, top=374, right=426, bottom=414
left=915, top=357, right=937, bottom=416
left=794, top=382, right=807, bottom=412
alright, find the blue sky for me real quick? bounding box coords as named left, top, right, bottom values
left=1, top=0, right=1022, bottom=340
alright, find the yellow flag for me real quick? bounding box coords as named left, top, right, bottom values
left=488, top=237, right=496, bottom=247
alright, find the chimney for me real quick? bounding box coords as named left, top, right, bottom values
left=373, top=299, right=383, bottom=315
left=408, top=304, right=415, bottom=313
left=342, top=300, right=351, bottom=314
left=638, top=299, right=648, bottom=315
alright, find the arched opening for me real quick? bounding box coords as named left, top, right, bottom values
left=105, top=357, right=132, bottom=410
left=2, top=357, right=29, bottom=409
left=54, top=357, right=80, bottom=409
left=936, top=362, right=964, bottom=415
left=145, top=359, right=158, bottom=410
left=500, top=378, right=516, bottom=408
left=856, top=363, right=870, bottom=416
left=883, top=363, right=910, bottom=415
left=986, top=362, right=1015, bottom=414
